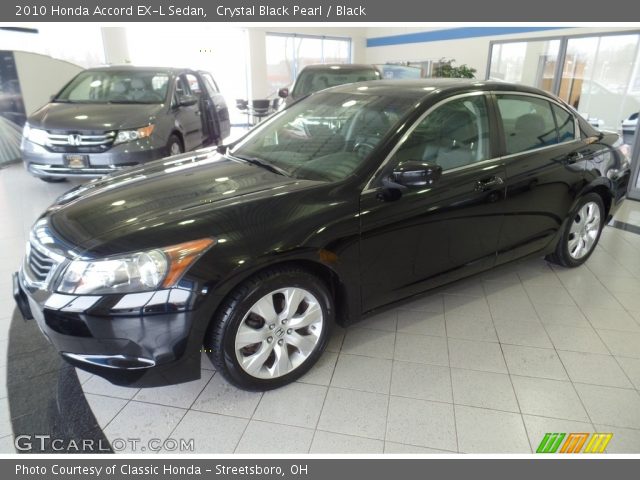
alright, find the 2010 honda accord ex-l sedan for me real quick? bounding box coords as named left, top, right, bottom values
left=13, top=80, right=631, bottom=390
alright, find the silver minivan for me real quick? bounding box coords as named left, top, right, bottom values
left=21, top=65, right=230, bottom=182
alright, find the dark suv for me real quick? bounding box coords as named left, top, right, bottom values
left=21, top=65, right=230, bottom=181
left=278, top=63, right=381, bottom=106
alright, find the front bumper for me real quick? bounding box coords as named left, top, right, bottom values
left=21, top=140, right=166, bottom=178
left=13, top=269, right=210, bottom=387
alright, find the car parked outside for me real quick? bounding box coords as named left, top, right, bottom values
left=278, top=63, right=381, bottom=106
left=13, top=80, right=630, bottom=391
left=21, top=65, right=230, bottom=182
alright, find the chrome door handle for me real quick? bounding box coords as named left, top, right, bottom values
left=475, top=176, right=504, bottom=192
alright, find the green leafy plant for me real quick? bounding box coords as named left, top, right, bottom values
left=433, top=58, right=477, bottom=79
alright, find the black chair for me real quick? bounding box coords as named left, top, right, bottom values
left=236, top=99, right=250, bottom=126
left=251, top=99, right=271, bottom=124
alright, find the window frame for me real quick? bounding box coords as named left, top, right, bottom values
left=363, top=91, right=502, bottom=193
left=363, top=89, right=581, bottom=194
left=491, top=91, right=580, bottom=159
left=390, top=93, right=494, bottom=173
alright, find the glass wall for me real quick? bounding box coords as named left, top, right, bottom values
left=489, top=39, right=561, bottom=91
left=560, top=34, right=640, bottom=131
left=266, top=34, right=351, bottom=96
left=489, top=32, right=640, bottom=199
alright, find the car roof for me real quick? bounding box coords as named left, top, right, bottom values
left=299, top=63, right=378, bottom=72
left=328, top=79, right=557, bottom=100
left=82, top=65, right=185, bottom=74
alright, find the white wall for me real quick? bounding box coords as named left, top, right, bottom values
left=0, top=26, right=104, bottom=68
left=101, top=27, right=130, bottom=65
left=13, top=51, right=82, bottom=114
left=364, top=27, right=640, bottom=79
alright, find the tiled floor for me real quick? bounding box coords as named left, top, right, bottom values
left=2, top=161, right=640, bottom=453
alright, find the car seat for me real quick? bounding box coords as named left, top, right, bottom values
left=508, top=113, right=546, bottom=153
left=130, top=78, right=148, bottom=101
left=423, top=109, right=477, bottom=170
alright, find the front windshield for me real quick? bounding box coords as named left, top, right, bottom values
left=54, top=70, right=170, bottom=104
left=231, top=90, right=420, bottom=182
left=292, top=69, right=381, bottom=98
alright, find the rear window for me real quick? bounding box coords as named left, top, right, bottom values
left=292, top=68, right=380, bottom=97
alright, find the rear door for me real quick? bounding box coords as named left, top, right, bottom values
left=199, top=71, right=231, bottom=143
left=492, top=92, right=590, bottom=264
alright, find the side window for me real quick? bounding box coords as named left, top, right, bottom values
left=497, top=95, right=559, bottom=155
left=201, top=73, right=220, bottom=96
left=552, top=104, right=576, bottom=143
left=393, top=94, right=491, bottom=171
left=185, top=74, right=202, bottom=96
left=173, top=76, right=191, bottom=107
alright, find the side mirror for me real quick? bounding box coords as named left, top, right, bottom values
left=390, top=161, right=442, bottom=188
left=278, top=87, right=289, bottom=99
left=179, top=94, right=198, bottom=107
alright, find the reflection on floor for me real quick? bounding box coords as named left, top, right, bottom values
left=2, top=161, right=640, bottom=453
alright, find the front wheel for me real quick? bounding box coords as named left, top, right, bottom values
left=207, top=266, right=333, bottom=391
left=39, top=176, right=66, bottom=183
left=167, top=134, right=183, bottom=156
left=547, top=193, right=605, bottom=268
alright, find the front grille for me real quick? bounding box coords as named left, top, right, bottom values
left=46, top=130, right=116, bottom=153
left=27, top=244, right=56, bottom=283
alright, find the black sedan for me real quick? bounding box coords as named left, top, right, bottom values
left=13, top=80, right=631, bottom=391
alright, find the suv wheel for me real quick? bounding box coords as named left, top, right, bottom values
left=207, top=266, right=333, bottom=391
left=547, top=193, right=604, bottom=268
left=39, top=176, right=66, bottom=183
left=167, top=134, right=183, bottom=156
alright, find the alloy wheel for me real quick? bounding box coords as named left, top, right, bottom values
left=234, top=287, right=324, bottom=379
left=567, top=201, right=601, bottom=260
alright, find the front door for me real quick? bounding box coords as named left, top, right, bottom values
left=359, top=93, right=506, bottom=311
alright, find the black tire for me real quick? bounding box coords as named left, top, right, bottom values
left=39, top=176, right=66, bottom=183
left=546, top=193, right=605, bottom=268
left=167, top=134, right=183, bottom=156
left=207, top=266, right=334, bottom=391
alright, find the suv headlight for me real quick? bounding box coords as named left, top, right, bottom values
left=23, top=124, right=49, bottom=146
left=56, top=238, right=215, bottom=295
left=114, top=125, right=155, bottom=145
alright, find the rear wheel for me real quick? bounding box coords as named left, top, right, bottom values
left=207, top=266, right=333, bottom=391
left=547, top=193, right=604, bottom=268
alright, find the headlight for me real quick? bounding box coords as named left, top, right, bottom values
left=56, top=238, right=215, bottom=295
left=114, top=125, right=155, bottom=145
left=23, top=123, right=49, bottom=146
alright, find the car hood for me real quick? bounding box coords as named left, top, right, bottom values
left=27, top=102, right=165, bottom=131
left=44, top=149, right=318, bottom=256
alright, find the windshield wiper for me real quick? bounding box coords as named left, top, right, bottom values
left=231, top=154, right=290, bottom=177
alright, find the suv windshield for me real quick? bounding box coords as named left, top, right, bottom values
left=54, top=70, right=171, bottom=104
left=292, top=68, right=381, bottom=98
left=231, top=90, right=420, bottom=182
